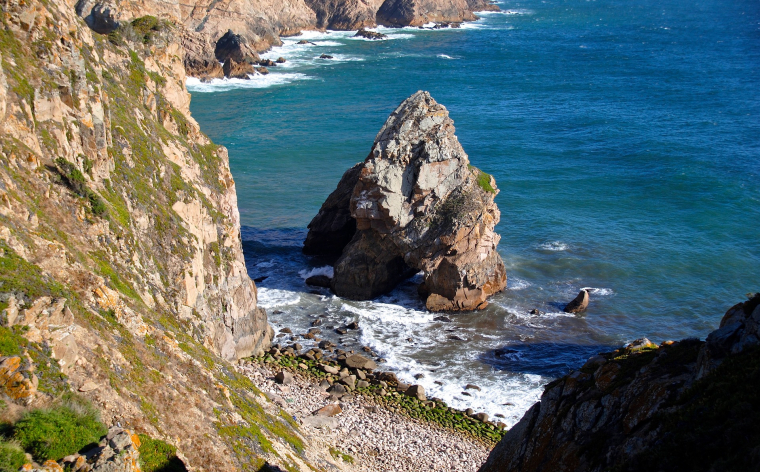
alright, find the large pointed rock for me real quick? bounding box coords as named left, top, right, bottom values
left=304, top=91, right=506, bottom=311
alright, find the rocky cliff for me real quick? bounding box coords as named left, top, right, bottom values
left=0, top=0, right=343, bottom=469
left=479, top=293, right=760, bottom=472
left=305, top=91, right=506, bottom=311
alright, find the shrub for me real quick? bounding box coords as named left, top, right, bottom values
left=55, top=158, right=87, bottom=197
left=13, top=395, right=107, bottom=462
left=0, top=440, right=26, bottom=472
left=137, top=435, right=187, bottom=472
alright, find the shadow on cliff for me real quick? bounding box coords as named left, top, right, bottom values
left=480, top=342, right=617, bottom=378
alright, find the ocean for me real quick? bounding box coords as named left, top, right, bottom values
left=187, top=0, right=760, bottom=425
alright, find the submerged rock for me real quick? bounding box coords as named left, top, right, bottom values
left=305, top=274, right=332, bottom=287
left=355, top=28, right=387, bottom=39
left=222, top=58, right=254, bottom=79
left=304, top=91, right=506, bottom=311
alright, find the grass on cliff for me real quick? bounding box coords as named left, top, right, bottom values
left=0, top=440, right=26, bottom=472
left=138, top=434, right=188, bottom=472
left=13, top=394, right=107, bottom=462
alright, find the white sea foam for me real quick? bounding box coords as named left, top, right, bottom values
left=437, top=54, right=456, bottom=59
left=582, top=287, right=615, bottom=296
left=538, top=241, right=569, bottom=251
left=257, top=288, right=301, bottom=308
left=186, top=73, right=310, bottom=92
left=298, top=265, right=334, bottom=279
left=508, top=277, right=531, bottom=290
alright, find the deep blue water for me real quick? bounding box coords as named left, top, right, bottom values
left=188, top=0, right=760, bottom=423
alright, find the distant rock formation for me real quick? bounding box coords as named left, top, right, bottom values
left=479, top=293, right=760, bottom=472
left=376, top=0, right=477, bottom=27
left=305, top=0, right=384, bottom=30
left=304, top=91, right=506, bottom=311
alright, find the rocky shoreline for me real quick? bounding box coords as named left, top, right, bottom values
left=238, top=360, right=493, bottom=471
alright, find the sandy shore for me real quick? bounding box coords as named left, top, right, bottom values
left=240, top=362, right=491, bottom=471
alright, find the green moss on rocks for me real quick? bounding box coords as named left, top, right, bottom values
left=137, top=434, right=187, bottom=472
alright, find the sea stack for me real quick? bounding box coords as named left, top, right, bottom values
left=304, top=91, right=507, bottom=311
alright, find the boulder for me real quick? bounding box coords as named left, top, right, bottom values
left=275, top=370, right=293, bottom=385
left=304, top=91, right=506, bottom=311
left=319, top=54, right=334, bottom=59
left=306, top=275, right=332, bottom=287
left=0, top=356, right=36, bottom=404
left=327, top=383, right=347, bottom=395
left=256, top=66, right=270, bottom=75
left=343, top=353, right=377, bottom=371
left=258, top=59, right=277, bottom=67
left=276, top=57, right=287, bottom=63
left=355, top=28, right=388, bottom=40
left=313, top=404, right=342, bottom=416
left=406, top=384, right=426, bottom=401
left=222, top=59, right=254, bottom=79
left=472, top=412, right=488, bottom=422
left=564, top=289, right=589, bottom=313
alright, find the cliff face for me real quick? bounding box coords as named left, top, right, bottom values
left=0, top=1, right=337, bottom=469
left=479, top=293, right=760, bottom=472
left=305, top=91, right=507, bottom=310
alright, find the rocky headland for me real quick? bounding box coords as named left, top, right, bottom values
left=304, top=91, right=507, bottom=311
left=479, top=293, right=760, bottom=472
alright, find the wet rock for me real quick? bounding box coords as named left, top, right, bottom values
left=564, top=289, right=589, bottom=313
left=335, top=328, right=348, bottom=335
left=275, top=370, right=293, bottom=385
left=344, top=353, right=377, bottom=371
left=354, top=28, right=388, bottom=40
left=312, top=318, right=323, bottom=326
left=465, top=384, right=480, bottom=391
left=472, top=412, right=488, bottom=422
left=319, top=54, right=334, bottom=59
left=414, top=373, right=424, bottom=379
left=434, top=316, right=452, bottom=322
left=276, top=57, right=287, bottom=63
left=258, top=59, right=277, bottom=67
left=281, top=327, right=293, bottom=334
left=306, top=275, right=332, bottom=287
left=406, top=384, right=426, bottom=401
left=529, top=308, right=543, bottom=315
left=256, top=66, right=269, bottom=75
left=347, top=321, right=360, bottom=330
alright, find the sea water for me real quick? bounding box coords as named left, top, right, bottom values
left=188, top=0, right=760, bottom=425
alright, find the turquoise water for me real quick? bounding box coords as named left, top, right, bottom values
left=188, top=0, right=760, bottom=424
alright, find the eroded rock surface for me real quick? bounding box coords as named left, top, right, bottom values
left=376, top=0, right=477, bottom=27
left=305, top=91, right=506, bottom=311
left=479, top=293, right=760, bottom=472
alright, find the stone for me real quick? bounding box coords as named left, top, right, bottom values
left=275, top=370, right=293, bottom=385
left=323, top=364, right=340, bottom=375
left=414, top=373, right=424, bottom=379
left=347, top=321, right=359, bottom=330
left=564, top=289, right=589, bottom=313
left=306, top=275, right=332, bottom=287
left=327, top=383, right=347, bottom=395
left=312, top=318, right=323, bottom=326
left=434, top=316, right=452, bottom=322
left=406, top=384, right=426, bottom=401
left=340, top=375, right=356, bottom=389
left=355, top=28, right=388, bottom=40
left=0, top=356, right=36, bottom=404
left=222, top=59, right=254, bottom=79
left=256, top=66, right=269, bottom=75
left=378, top=372, right=398, bottom=383
left=465, top=408, right=474, bottom=417
left=472, top=412, right=488, bottom=422
left=306, top=92, right=506, bottom=310
left=319, top=379, right=332, bottom=390
left=344, top=353, right=377, bottom=371
left=76, top=0, right=120, bottom=34
left=281, top=327, right=293, bottom=334
left=357, top=380, right=370, bottom=388
left=465, top=384, right=480, bottom=391
left=336, top=328, right=348, bottom=335
left=297, top=39, right=310, bottom=44
left=276, top=57, right=286, bottom=63
left=313, top=404, right=342, bottom=416
left=376, top=0, right=481, bottom=27
left=319, top=54, right=334, bottom=59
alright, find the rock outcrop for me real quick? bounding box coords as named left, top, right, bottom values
left=376, top=0, right=477, bottom=27
left=304, top=91, right=506, bottom=310
left=305, top=0, right=384, bottom=30
left=479, top=293, right=760, bottom=472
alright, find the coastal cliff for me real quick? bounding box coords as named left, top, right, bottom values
left=479, top=293, right=760, bottom=472
left=0, top=0, right=346, bottom=469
